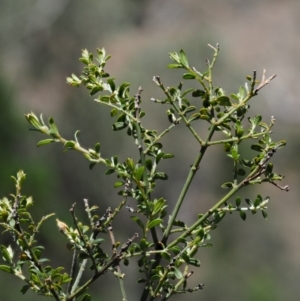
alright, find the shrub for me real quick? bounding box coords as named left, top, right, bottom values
left=0, top=44, right=288, bottom=301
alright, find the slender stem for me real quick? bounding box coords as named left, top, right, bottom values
left=51, top=134, right=105, bottom=165
left=134, top=87, right=159, bottom=246
left=213, top=92, right=254, bottom=126
left=70, top=259, right=88, bottom=295
left=67, top=249, right=78, bottom=297
left=102, top=199, right=127, bottom=229
left=207, top=130, right=272, bottom=146
left=143, top=123, right=176, bottom=155
left=167, top=164, right=261, bottom=249
left=83, top=198, right=94, bottom=230
left=67, top=256, right=120, bottom=300
left=162, top=125, right=216, bottom=245
left=117, top=270, right=128, bottom=301
left=156, top=78, right=204, bottom=145
left=152, top=268, right=170, bottom=298
left=186, top=66, right=209, bottom=94
left=107, top=208, right=128, bottom=301
left=163, top=266, right=190, bottom=300
left=94, top=98, right=139, bottom=124
left=70, top=204, right=98, bottom=274
left=171, top=102, right=204, bottom=145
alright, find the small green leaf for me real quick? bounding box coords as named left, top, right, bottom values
left=217, top=96, right=231, bottom=106
left=37, top=139, right=56, bottom=147
left=112, top=156, right=118, bottom=165
left=98, top=95, right=110, bottom=103
left=131, top=216, right=144, bottom=231
left=20, top=285, right=30, bottom=295
left=126, top=158, right=135, bottom=171
left=64, top=141, right=76, bottom=150
left=94, top=142, right=100, bottom=153
left=82, top=294, right=92, bottom=301
left=251, top=144, right=264, bottom=152
left=38, top=258, right=50, bottom=263
left=114, top=182, right=124, bottom=188
left=192, top=90, right=206, bottom=97
left=170, top=246, right=181, bottom=255
left=179, top=49, right=189, bottom=67
left=182, top=88, right=194, bottom=97
left=221, top=182, right=233, bottom=189
left=153, top=142, right=163, bottom=150
left=240, top=159, right=253, bottom=167
left=90, top=161, right=96, bottom=169
left=196, top=228, right=205, bottom=240
left=153, top=172, right=168, bottom=180
left=184, top=106, right=196, bottom=114
left=118, top=82, right=131, bottom=97
left=162, top=153, right=174, bottom=159
left=183, top=73, right=196, bottom=80
left=156, top=152, right=165, bottom=163
left=137, top=278, right=147, bottom=283
left=82, top=49, right=91, bottom=62
left=224, top=142, right=232, bottom=152
left=112, top=122, right=128, bottom=131
left=105, top=168, right=115, bottom=175
left=0, top=246, right=12, bottom=263
left=167, top=64, right=183, bottom=69
left=90, top=86, right=103, bottom=96
left=253, top=115, right=262, bottom=125
left=188, top=113, right=201, bottom=123
left=254, top=198, right=260, bottom=207
left=237, top=168, right=246, bottom=176
left=213, top=212, right=226, bottom=224
left=134, top=166, right=145, bottom=181
left=262, top=210, right=268, bottom=219
left=153, top=198, right=167, bottom=215
left=177, top=237, right=187, bottom=244
left=145, top=159, right=153, bottom=171
left=188, top=257, right=201, bottom=267
left=111, top=108, right=118, bottom=117
left=139, top=111, right=146, bottom=119
left=173, top=220, right=186, bottom=227
left=169, top=52, right=180, bottom=63
left=245, top=199, right=253, bottom=206
left=230, top=93, right=239, bottom=101
left=140, top=239, right=151, bottom=251
left=161, top=251, right=171, bottom=261
left=236, top=197, right=241, bottom=207
left=107, top=78, right=116, bottom=92
left=254, top=195, right=263, bottom=207
left=199, top=113, right=210, bottom=121
left=48, top=117, right=59, bottom=136
left=25, top=113, right=42, bottom=129
left=147, top=219, right=162, bottom=229
left=0, top=265, right=14, bottom=274
left=173, top=267, right=183, bottom=279
left=238, top=86, right=246, bottom=99
left=240, top=211, right=246, bottom=221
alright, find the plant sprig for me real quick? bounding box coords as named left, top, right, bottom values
left=0, top=45, right=288, bottom=301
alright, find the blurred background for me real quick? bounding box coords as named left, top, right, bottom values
left=0, top=0, right=299, bottom=300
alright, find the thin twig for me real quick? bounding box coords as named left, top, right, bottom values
left=254, top=69, right=276, bottom=94
left=67, top=249, right=78, bottom=296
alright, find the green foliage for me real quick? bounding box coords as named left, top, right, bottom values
left=1, top=45, right=288, bottom=301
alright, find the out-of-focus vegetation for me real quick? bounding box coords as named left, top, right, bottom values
left=0, top=1, right=299, bottom=300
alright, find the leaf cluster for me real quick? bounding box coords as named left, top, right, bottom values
left=1, top=45, right=289, bottom=301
